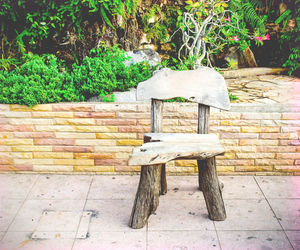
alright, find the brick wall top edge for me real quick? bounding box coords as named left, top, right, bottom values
left=1, top=102, right=299, bottom=113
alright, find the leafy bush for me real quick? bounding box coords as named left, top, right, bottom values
left=71, top=45, right=156, bottom=99
left=0, top=45, right=156, bottom=106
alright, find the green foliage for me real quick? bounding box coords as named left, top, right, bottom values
left=0, top=55, right=82, bottom=107
left=0, top=45, right=156, bottom=106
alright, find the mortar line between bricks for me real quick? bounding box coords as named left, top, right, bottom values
left=253, top=176, right=294, bottom=249
left=3, top=174, right=40, bottom=239
left=71, top=175, right=94, bottom=250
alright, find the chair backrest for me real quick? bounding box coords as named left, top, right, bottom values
left=136, top=67, right=230, bottom=134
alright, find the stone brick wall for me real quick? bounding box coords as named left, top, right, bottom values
left=0, top=103, right=299, bottom=175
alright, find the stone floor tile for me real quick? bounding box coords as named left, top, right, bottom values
left=0, top=174, right=38, bottom=199
left=219, top=176, right=264, bottom=199
left=214, top=199, right=281, bottom=230
left=163, top=176, right=204, bottom=200
left=73, top=232, right=146, bottom=250
left=0, top=199, right=23, bottom=231
left=148, top=230, right=220, bottom=250
left=148, top=198, right=215, bottom=231
left=285, top=231, right=300, bottom=250
left=84, top=199, right=145, bottom=232
left=28, top=175, right=92, bottom=200
left=268, top=199, right=300, bottom=230
left=88, top=175, right=139, bottom=200
left=255, top=176, right=300, bottom=198
left=8, top=199, right=85, bottom=232
left=0, top=232, right=73, bottom=250
left=218, top=230, right=293, bottom=250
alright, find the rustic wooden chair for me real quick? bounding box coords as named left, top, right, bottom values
left=128, top=67, right=230, bottom=229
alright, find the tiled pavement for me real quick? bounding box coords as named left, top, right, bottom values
left=0, top=174, right=299, bottom=250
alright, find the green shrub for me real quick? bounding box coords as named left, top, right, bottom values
left=71, top=45, right=156, bottom=99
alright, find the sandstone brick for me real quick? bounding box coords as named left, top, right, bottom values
left=279, top=140, right=293, bottom=146
left=0, top=165, right=33, bottom=171
left=53, top=146, right=94, bottom=153
left=216, top=166, right=235, bottom=172
left=114, top=165, right=141, bottom=172
left=137, top=133, right=145, bottom=140
left=0, top=112, right=31, bottom=118
left=259, top=133, right=298, bottom=139
left=163, top=126, right=197, bottom=133
left=239, top=139, right=278, bottom=146
left=257, top=146, right=296, bottom=152
left=74, top=153, right=114, bottom=159
left=276, top=153, right=300, bottom=159
left=55, top=132, right=96, bottom=139
left=74, top=165, right=114, bottom=172
left=75, top=139, right=116, bottom=146
left=10, top=104, right=52, bottom=112
left=295, top=160, right=300, bottom=165
left=74, top=112, right=115, bottom=118
left=166, top=166, right=195, bottom=174
left=137, top=104, right=150, bottom=112
left=116, top=140, right=143, bottom=146
left=235, top=165, right=273, bottom=172
left=0, top=146, right=11, bottom=152
left=96, top=119, right=136, bottom=126
left=9, top=118, right=53, bottom=125
left=52, top=104, right=95, bottom=112
left=115, top=152, right=131, bottom=159
left=281, top=127, right=300, bottom=133
left=274, top=165, right=300, bottom=172
left=34, top=152, right=73, bottom=159
left=220, top=139, right=239, bottom=146
left=54, top=159, right=94, bottom=165
left=32, top=112, right=73, bottom=118
left=15, top=159, right=54, bottom=165
left=210, top=126, right=240, bottom=133
left=95, top=159, right=127, bottom=166
left=96, top=133, right=136, bottom=139
left=117, top=112, right=149, bottom=119
left=74, top=126, right=118, bottom=133
left=12, top=152, right=32, bottom=159
left=220, top=120, right=260, bottom=126
left=0, top=133, right=13, bottom=139
left=282, top=113, right=300, bottom=120
left=224, top=146, right=256, bottom=153
left=289, top=140, right=300, bottom=146
left=95, top=103, right=136, bottom=112
left=236, top=153, right=275, bottom=159
left=0, top=118, right=9, bottom=124
left=34, top=138, right=75, bottom=145
left=54, top=118, right=95, bottom=125
left=0, top=139, right=33, bottom=145
left=0, top=158, right=13, bottom=164
left=216, top=159, right=254, bottom=166
left=163, top=112, right=197, bottom=119
left=211, top=112, right=241, bottom=120
left=14, top=132, right=55, bottom=138
left=0, top=125, right=35, bottom=132
left=35, top=125, right=75, bottom=132
left=220, top=133, right=258, bottom=139
left=118, top=126, right=150, bottom=133
left=241, top=113, right=281, bottom=120
left=216, top=153, right=236, bottom=159
left=12, top=146, right=52, bottom=152
left=163, top=119, right=179, bottom=126
left=241, top=126, right=280, bottom=133
left=175, top=160, right=197, bottom=167
left=297, top=147, right=300, bottom=152
left=94, top=146, right=134, bottom=153
left=256, top=159, right=294, bottom=166
left=262, top=120, right=300, bottom=127
left=0, top=104, right=9, bottom=111
left=33, top=165, right=73, bottom=172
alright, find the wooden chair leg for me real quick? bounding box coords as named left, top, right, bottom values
left=129, top=164, right=161, bottom=229
left=160, top=164, right=167, bottom=195
left=198, top=157, right=226, bottom=221
left=198, top=160, right=224, bottom=191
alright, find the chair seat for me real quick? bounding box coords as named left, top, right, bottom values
left=128, top=133, right=225, bottom=166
